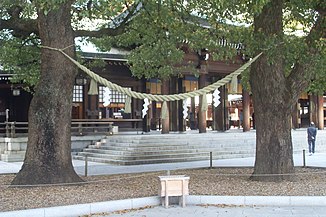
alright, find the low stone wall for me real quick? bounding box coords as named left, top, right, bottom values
left=0, top=135, right=105, bottom=162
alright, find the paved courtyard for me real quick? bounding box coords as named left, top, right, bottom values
left=1, top=129, right=326, bottom=217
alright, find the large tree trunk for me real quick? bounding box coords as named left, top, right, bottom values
left=250, top=0, right=294, bottom=182
left=12, top=2, right=83, bottom=185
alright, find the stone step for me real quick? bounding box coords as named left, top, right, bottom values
left=77, top=151, right=208, bottom=161
left=106, top=137, right=254, bottom=145
left=102, top=143, right=190, bottom=148
left=72, top=131, right=326, bottom=166
left=73, top=155, right=126, bottom=165
left=77, top=149, right=254, bottom=161
left=1, top=153, right=25, bottom=162
left=100, top=144, right=255, bottom=152
left=105, top=133, right=250, bottom=140
left=83, top=148, right=198, bottom=155
left=73, top=152, right=254, bottom=165
left=101, top=142, right=253, bottom=149
left=104, top=139, right=253, bottom=145
left=75, top=133, right=257, bottom=165
left=82, top=148, right=255, bottom=156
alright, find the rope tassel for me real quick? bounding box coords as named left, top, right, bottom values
left=142, top=98, right=149, bottom=118
left=182, top=99, right=188, bottom=119
left=230, top=75, right=238, bottom=94
left=213, top=89, right=221, bottom=107
left=88, top=79, right=98, bottom=95
left=201, top=93, right=208, bottom=112
left=124, top=96, right=131, bottom=114
left=161, top=101, right=169, bottom=120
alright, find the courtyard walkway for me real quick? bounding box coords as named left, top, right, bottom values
left=1, top=128, right=326, bottom=217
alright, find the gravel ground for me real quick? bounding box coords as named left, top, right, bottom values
left=1, top=167, right=326, bottom=212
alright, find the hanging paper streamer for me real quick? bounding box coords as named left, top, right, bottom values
left=213, top=89, right=221, bottom=107
left=103, top=87, right=111, bottom=106
left=124, top=96, right=131, bottom=114
left=161, top=101, right=169, bottom=120
left=201, top=93, right=208, bottom=111
left=142, top=98, right=150, bottom=118
left=88, top=79, right=98, bottom=95
left=230, top=75, right=238, bottom=93
left=182, top=99, right=188, bottom=119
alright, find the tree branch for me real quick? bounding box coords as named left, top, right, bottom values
left=0, top=17, right=38, bottom=37
left=74, top=24, right=127, bottom=38
left=74, top=1, right=142, bottom=38
left=287, top=7, right=325, bottom=100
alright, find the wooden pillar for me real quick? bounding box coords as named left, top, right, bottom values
left=88, top=95, right=99, bottom=119
left=170, top=77, right=178, bottom=132
left=216, top=86, right=227, bottom=131
left=134, top=85, right=142, bottom=118
left=291, top=102, right=300, bottom=129
left=86, top=81, right=99, bottom=119
left=198, top=67, right=207, bottom=133
left=242, top=89, right=250, bottom=132
left=317, top=95, right=324, bottom=130
left=212, top=103, right=218, bottom=131
left=178, top=78, right=186, bottom=132
left=309, top=94, right=318, bottom=125
left=83, top=83, right=89, bottom=119
left=190, top=97, right=196, bottom=130
left=151, top=101, right=157, bottom=130
left=161, top=79, right=170, bottom=134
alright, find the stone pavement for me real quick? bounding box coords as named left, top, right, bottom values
left=104, top=205, right=326, bottom=217
left=1, top=152, right=326, bottom=176
left=1, top=128, right=326, bottom=217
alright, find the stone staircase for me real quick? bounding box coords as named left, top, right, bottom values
left=0, top=137, right=28, bottom=162
left=73, top=132, right=257, bottom=165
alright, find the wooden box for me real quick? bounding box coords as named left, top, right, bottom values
left=158, top=175, right=189, bottom=208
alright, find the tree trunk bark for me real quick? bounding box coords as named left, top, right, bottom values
left=242, top=89, right=250, bottom=132
left=12, top=2, right=83, bottom=185
left=250, top=0, right=294, bottom=182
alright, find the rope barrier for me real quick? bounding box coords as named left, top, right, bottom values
left=40, top=45, right=262, bottom=102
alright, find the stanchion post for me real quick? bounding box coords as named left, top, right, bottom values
left=85, top=155, right=88, bottom=177
left=210, top=152, right=212, bottom=169
left=302, top=149, right=306, bottom=168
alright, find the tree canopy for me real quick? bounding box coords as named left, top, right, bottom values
left=1, top=1, right=324, bottom=92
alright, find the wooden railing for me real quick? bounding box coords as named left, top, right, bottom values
left=71, top=120, right=114, bottom=135
left=0, top=118, right=143, bottom=137
left=72, top=118, right=143, bottom=134
left=0, top=122, right=28, bottom=138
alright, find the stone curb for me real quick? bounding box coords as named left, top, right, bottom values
left=1, top=195, right=326, bottom=217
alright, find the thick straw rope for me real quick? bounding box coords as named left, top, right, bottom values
left=41, top=46, right=262, bottom=101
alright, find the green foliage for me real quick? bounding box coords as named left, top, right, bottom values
left=34, top=0, right=70, bottom=15
left=91, top=0, right=247, bottom=78
left=128, top=41, right=185, bottom=79
left=91, top=1, right=200, bottom=78
left=0, top=32, right=40, bottom=90
left=1, top=0, right=325, bottom=93
left=71, top=0, right=135, bottom=27
left=0, top=0, right=36, bottom=19
left=306, top=38, right=326, bottom=94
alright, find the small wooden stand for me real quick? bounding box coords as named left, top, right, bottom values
left=158, top=175, right=189, bottom=208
